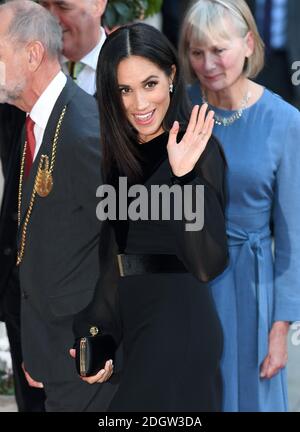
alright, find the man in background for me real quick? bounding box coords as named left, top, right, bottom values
left=39, top=0, right=107, bottom=95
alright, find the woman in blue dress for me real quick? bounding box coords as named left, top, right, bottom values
left=180, top=0, right=300, bottom=411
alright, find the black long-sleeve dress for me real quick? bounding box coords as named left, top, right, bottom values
left=73, top=131, right=228, bottom=412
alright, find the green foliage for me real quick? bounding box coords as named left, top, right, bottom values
left=0, top=370, right=14, bottom=396
left=145, top=0, right=163, bottom=16
left=104, top=0, right=163, bottom=29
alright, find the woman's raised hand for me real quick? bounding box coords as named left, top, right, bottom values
left=167, top=104, right=214, bottom=177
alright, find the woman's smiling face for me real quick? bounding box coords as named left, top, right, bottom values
left=117, top=55, right=175, bottom=143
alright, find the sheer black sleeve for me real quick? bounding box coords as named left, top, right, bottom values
left=170, top=135, right=228, bottom=282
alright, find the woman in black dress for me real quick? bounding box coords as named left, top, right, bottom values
left=72, top=23, right=228, bottom=412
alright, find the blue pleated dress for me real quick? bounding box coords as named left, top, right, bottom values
left=189, top=84, right=300, bottom=411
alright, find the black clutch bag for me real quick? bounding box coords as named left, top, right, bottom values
left=75, top=327, right=117, bottom=377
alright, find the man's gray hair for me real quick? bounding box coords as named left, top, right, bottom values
left=1, top=0, right=62, bottom=58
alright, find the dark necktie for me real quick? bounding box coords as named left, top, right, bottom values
left=68, top=61, right=85, bottom=80
left=24, top=115, right=36, bottom=178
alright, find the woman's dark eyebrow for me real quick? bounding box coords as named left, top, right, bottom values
left=118, top=75, right=160, bottom=87
left=141, top=75, right=160, bottom=84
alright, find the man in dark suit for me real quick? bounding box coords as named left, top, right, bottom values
left=0, top=0, right=45, bottom=413
left=0, top=0, right=110, bottom=412
left=0, top=0, right=116, bottom=411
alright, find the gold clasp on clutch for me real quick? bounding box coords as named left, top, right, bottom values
left=89, top=326, right=99, bottom=337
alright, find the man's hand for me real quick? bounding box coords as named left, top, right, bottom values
left=22, top=362, right=44, bottom=388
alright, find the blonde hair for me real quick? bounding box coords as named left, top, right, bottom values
left=179, top=0, right=265, bottom=83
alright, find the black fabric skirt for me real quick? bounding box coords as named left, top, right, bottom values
left=108, top=272, right=223, bottom=412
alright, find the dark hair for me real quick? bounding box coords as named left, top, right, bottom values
left=96, top=23, right=191, bottom=184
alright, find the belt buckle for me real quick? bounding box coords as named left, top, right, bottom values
left=117, top=254, right=125, bottom=277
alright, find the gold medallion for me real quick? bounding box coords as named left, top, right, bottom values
left=17, top=106, right=66, bottom=265
left=35, top=156, right=53, bottom=197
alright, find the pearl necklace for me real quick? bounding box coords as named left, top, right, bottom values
left=202, top=90, right=251, bottom=126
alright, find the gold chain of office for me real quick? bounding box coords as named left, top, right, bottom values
left=16, top=106, right=67, bottom=266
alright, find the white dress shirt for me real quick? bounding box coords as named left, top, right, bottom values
left=29, top=71, right=67, bottom=161
left=61, top=27, right=106, bottom=95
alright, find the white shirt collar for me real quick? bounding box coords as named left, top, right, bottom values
left=30, top=71, right=67, bottom=131
left=29, top=71, right=67, bottom=160
left=80, top=27, right=106, bottom=71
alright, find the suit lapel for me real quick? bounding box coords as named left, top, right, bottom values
left=20, top=77, right=78, bottom=223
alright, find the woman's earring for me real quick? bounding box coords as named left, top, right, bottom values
left=169, top=83, right=174, bottom=93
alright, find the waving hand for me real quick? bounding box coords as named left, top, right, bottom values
left=167, top=104, right=214, bottom=177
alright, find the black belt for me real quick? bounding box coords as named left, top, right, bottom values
left=117, top=253, right=187, bottom=277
